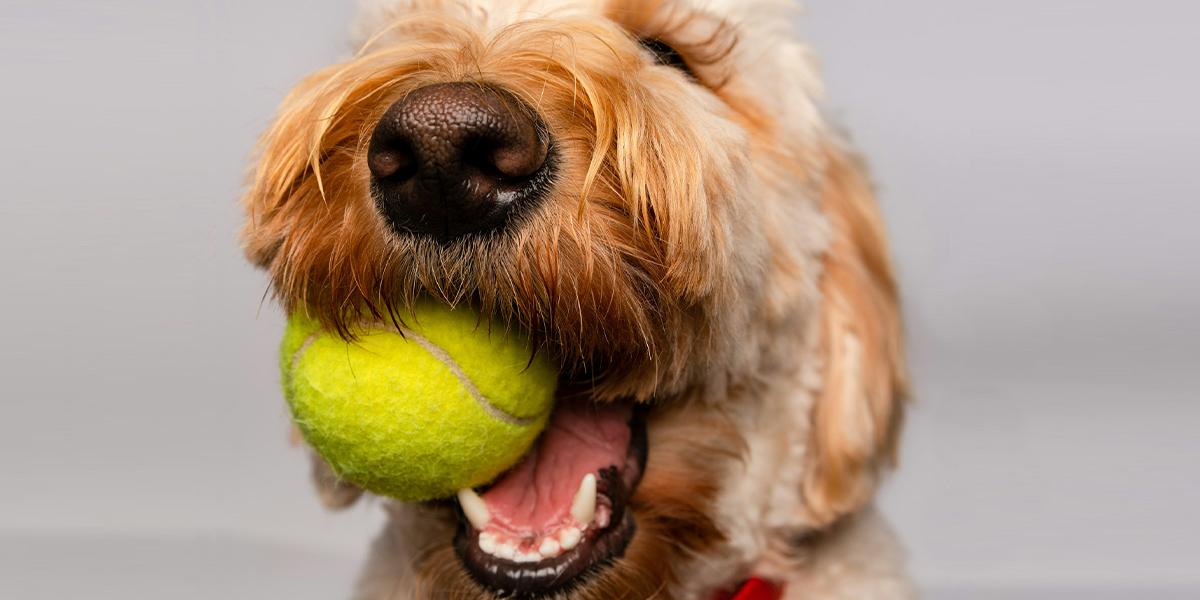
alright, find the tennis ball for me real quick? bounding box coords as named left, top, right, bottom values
left=280, top=300, right=557, bottom=502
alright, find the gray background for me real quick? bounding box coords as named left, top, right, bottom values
left=2, top=1, right=1197, bottom=598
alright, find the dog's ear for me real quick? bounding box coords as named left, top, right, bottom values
left=310, top=451, right=365, bottom=509
left=240, top=68, right=340, bottom=269
left=291, top=426, right=364, bottom=509
left=804, top=145, right=908, bottom=525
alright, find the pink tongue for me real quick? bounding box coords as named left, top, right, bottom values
left=480, top=402, right=631, bottom=535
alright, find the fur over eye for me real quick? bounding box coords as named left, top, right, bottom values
left=638, top=37, right=694, bottom=77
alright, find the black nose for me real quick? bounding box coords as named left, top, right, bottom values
left=367, top=83, right=552, bottom=242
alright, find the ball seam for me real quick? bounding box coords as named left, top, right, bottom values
left=290, top=327, right=541, bottom=427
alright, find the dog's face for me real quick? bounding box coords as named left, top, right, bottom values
left=243, top=0, right=905, bottom=597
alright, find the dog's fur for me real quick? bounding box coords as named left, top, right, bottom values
left=242, top=1, right=912, bottom=598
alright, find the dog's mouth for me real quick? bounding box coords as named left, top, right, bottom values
left=452, top=400, right=647, bottom=597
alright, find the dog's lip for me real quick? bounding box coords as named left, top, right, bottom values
left=452, top=406, right=647, bottom=597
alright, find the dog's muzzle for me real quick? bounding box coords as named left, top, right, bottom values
left=368, top=82, right=554, bottom=242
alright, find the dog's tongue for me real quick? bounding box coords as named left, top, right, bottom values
left=480, top=402, right=631, bottom=535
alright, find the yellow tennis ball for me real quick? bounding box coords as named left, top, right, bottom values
left=280, top=300, right=557, bottom=502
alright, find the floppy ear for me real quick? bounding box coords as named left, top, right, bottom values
left=290, top=426, right=364, bottom=509
left=803, top=145, right=908, bottom=525
left=310, top=452, right=365, bottom=509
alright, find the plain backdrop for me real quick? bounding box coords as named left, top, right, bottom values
left=2, top=1, right=1197, bottom=598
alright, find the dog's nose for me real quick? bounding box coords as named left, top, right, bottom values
left=367, top=83, right=552, bottom=241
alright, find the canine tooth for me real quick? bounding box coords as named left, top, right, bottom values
left=559, top=527, right=582, bottom=551
left=496, top=541, right=517, bottom=561
left=457, top=488, right=491, bottom=530
left=538, top=538, right=561, bottom=557
left=570, top=473, right=596, bottom=526
left=516, top=550, right=541, bottom=563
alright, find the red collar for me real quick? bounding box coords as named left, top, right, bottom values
left=712, top=577, right=783, bottom=600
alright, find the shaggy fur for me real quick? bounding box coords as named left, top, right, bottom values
left=243, top=0, right=913, bottom=598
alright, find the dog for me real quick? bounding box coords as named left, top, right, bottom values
left=242, top=1, right=912, bottom=598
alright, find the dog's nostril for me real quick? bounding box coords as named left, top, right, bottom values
left=368, top=144, right=417, bottom=181
left=485, top=135, right=549, bottom=180
left=367, top=83, right=553, bottom=242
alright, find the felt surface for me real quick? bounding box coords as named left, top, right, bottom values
left=281, top=300, right=557, bottom=501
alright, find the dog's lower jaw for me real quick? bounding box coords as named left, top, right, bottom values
left=347, top=384, right=911, bottom=600
left=349, top=505, right=913, bottom=600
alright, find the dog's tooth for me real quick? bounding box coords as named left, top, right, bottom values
left=516, top=549, right=541, bottom=563
left=538, top=537, right=561, bottom=558
left=595, top=504, right=611, bottom=529
left=559, top=526, right=582, bottom=551
left=496, top=541, right=518, bottom=561
left=569, top=473, right=596, bottom=526
left=457, top=488, right=491, bottom=530
left=478, top=531, right=497, bottom=555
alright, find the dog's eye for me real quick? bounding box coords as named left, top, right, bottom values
left=638, top=37, right=694, bottom=77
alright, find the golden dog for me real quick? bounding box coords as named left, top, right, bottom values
left=243, top=1, right=911, bottom=597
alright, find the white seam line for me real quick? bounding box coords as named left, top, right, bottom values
left=286, top=333, right=321, bottom=399
left=290, top=328, right=537, bottom=427
left=291, top=334, right=319, bottom=373
left=399, top=327, right=538, bottom=427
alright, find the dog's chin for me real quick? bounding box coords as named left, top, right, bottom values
left=439, top=399, right=648, bottom=598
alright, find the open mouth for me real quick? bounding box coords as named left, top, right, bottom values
left=452, top=401, right=647, bottom=597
